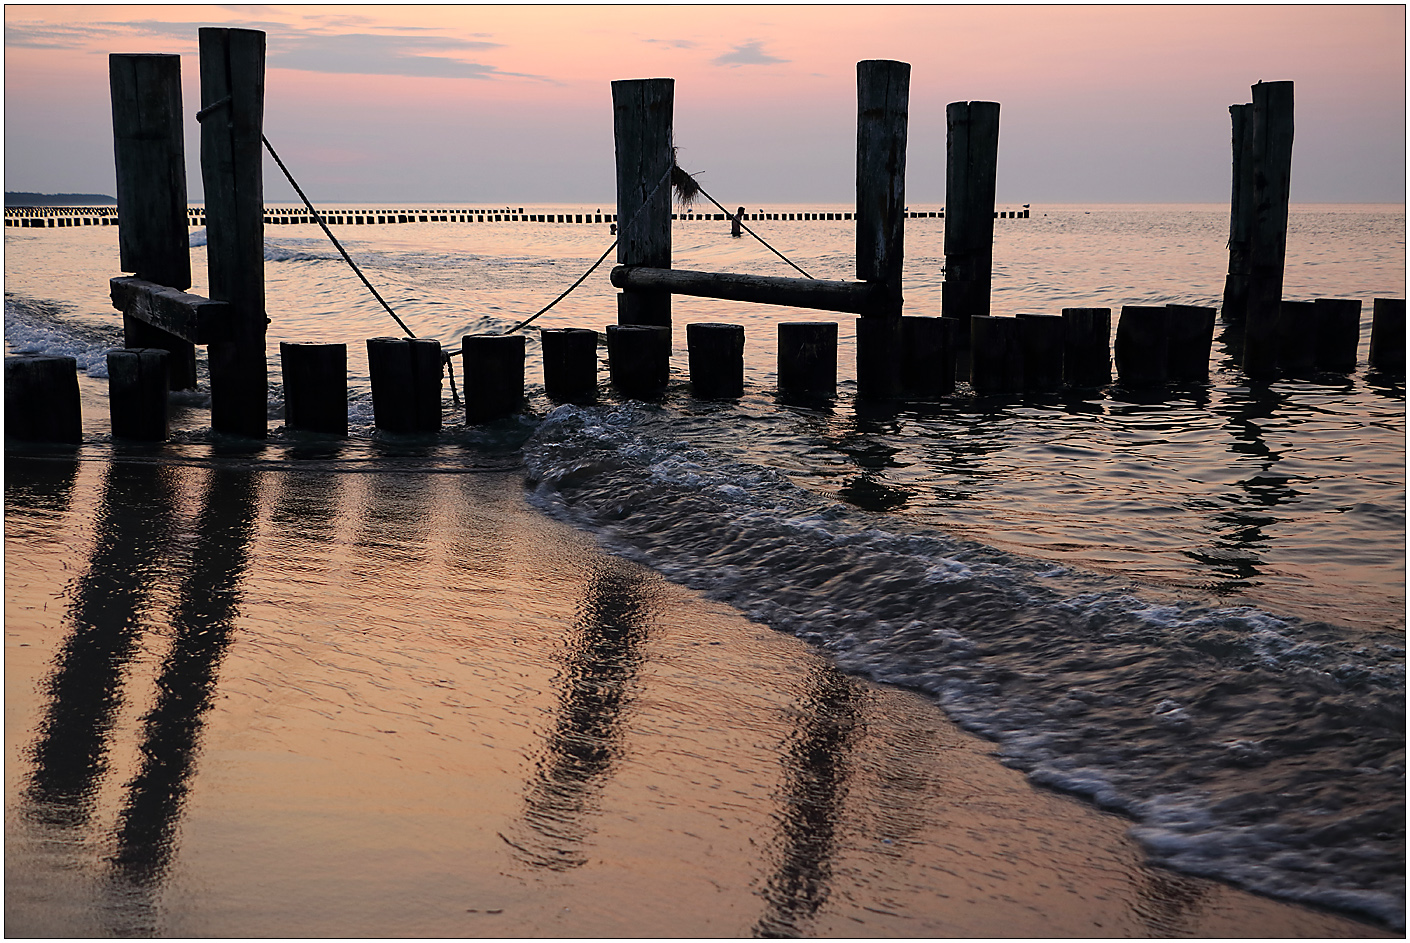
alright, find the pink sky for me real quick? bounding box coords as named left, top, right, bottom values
left=5, top=4, right=1405, bottom=203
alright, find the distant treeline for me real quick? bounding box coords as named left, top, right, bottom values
left=6, top=192, right=117, bottom=207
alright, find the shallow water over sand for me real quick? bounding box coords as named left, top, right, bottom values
left=4, top=203, right=1404, bottom=931
left=3, top=449, right=1391, bottom=937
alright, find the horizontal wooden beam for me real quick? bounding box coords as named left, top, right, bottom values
left=110, top=276, right=232, bottom=345
left=610, top=266, right=885, bottom=315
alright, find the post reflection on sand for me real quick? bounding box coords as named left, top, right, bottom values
left=16, top=460, right=260, bottom=936
left=499, top=557, right=653, bottom=871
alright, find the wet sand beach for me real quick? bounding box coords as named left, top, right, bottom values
left=4, top=444, right=1390, bottom=938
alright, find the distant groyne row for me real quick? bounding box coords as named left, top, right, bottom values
left=4, top=204, right=1031, bottom=228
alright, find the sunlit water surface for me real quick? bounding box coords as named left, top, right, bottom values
left=4, top=203, right=1405, bottom=930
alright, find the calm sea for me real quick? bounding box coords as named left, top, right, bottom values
left=4, top=202, right=1405, bottom=927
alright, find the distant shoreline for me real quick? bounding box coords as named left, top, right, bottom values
left=5, top=191, right=116, bottom=207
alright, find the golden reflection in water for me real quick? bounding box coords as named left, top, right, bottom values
left=500, top=558, right=655, bottom=871
left=752, top=662, right=860, bottom=937
left=22, top=460, right=179, bottom=835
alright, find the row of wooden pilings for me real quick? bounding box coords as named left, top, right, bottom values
left=9, top=295, right=1402, bottom=444
left=4, top=206, right=1032, bottom=228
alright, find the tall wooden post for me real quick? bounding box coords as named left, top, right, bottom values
left=613, top=78, right=673, bottom=329
left=1242, top=80, right=1294, bottom=378
left=199, top=27, right=267, bottom=437
left=109, top=53, right=196, bottom=389
left=942, top=101, right=1001, bottom=346
left=854, top=59, right=909, bottom=399
left=1221, top=102, right=1254, bottom=322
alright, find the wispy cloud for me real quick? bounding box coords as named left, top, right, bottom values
left=711, top=40, right=787, bottom=67
left=5, top=17, right=542, bottom=81
left=644, top=38, right=698, bottom=50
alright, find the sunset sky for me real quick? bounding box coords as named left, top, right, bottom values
left=4, top=4, right=1405, bottom=204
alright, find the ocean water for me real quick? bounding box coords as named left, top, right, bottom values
left=4, top=202, right=1405, bottom=928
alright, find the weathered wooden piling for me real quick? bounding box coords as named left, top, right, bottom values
left=854, top=59, right=910, bottom=399
left=607, top=324, right=670, bottom=399
left=107, top=348, right=169, bottom=440
left=1017, top=313, right=1064, bottom=393
left=900, top=315, right=954, bottom=399
left=969, top=316, right=1022, bottom=395
left=1369, top=298, right=1405, bottom=372
left=279, top=342, right=347, bottom=435
left=613, top=78, right=673, bottom=329
left=686, top=323, right=745, bottom=399
left=199, top=27, right=268, bottom=436
left=5, top=355, right=82, bottom=443
left=1275, top=301, right=1319, bottom=375
left=777, top=322, right=837, bottom=398
left=1165, top=304, right=1217, bottom=380
left=109, top=52, right=197, bottom=390
left=856, top=60, right=909, bottom=321
left=1115, top=306, right=1170, bottom=387
left=855, top=316, right=905, bottom=400
left=1242, top=80, right=1295, bottom=378
left=1314, top=298, right=1362, bottom=372
left=541, top=327, right=598, bottom=402
left=942, top=100, right=1001, bottom=347
left=1221, top=102, right=1255, bottom=321
left=1061, top=307, right=1112, bottom=388
left=366, top=336, right=442, bottom=433
left=462, top=334, right=525, bottom=422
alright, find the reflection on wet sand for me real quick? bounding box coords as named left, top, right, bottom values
left=22, top=461, right=179, bottom=833
left=753, top=662, right=859, bottom=937
left=12, top=458, right=261, bottom=936
left=105, top=467, right=260, bottom=924
left=501, top=558, right=653, bottom=871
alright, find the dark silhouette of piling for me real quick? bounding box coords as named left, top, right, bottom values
left=1166, top=304, right=1217, bottom=381
left=612, top=78, right=673, bottom=329
left=541, top=327, right=598, bottom=402
left=1314, top=298, right=1362, bottom=372
left=109, top=52, right=197, bottom=389
left=366, top=336, right=442, bottom=433
left=900, top=315, right=954, bottom=399
left=108, top=348, right=170, bottom=440
left=1369, top=298, right=1405, bottom=372
left=1061, top=307, right=1112, bottom=388
left=854, top=59, right=910, bottom=399
left=200, top=27, right=268, bottom=436
left=687, top=323, right=745, bottom=399
left=1017, top=313, right=1064, bottom=393
left=1221, top=102, right=1255, bottom=321
left=1242, top=80, right=1295, bottom=377
left=279, top=342, right=347, bottom=435
left=1276, top=301, right=1319, bottom=376
left=463, top=334, right=525, bottom=422
left=607, top=324, right=670, bottom=399
left=777, top=322, right=837, bottom=398
left=5, top=356, right=81, bottom=443
left=1115, top=306, right=1170, bottom=387
left=969, top=316, right=1022, bottom=395
left=942, top=100, right=1000, bottom=349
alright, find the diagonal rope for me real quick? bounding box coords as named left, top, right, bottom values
left=257, top=133, right=461, bottom=405
left=499, top=161, right=674, bottom=336
left=678, top=174, right=815, bottom=280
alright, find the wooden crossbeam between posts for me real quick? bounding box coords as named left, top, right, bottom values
left=110, top=277, right=232, bottom=345
left=199, top=26, right=268, bottom=438
left=610, top=266, right=884, bottom=314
